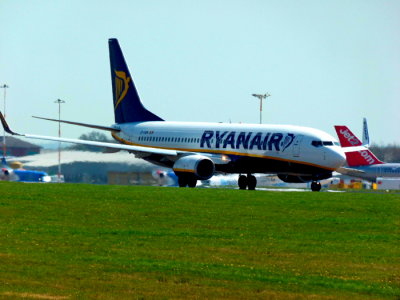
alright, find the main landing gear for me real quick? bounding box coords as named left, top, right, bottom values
left=238, top=174, right=257, bottom=190
left=311, top=181, right=321, bottom=192
left=178, top=174, right=197, bottom=188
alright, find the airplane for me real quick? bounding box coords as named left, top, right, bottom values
left=1, top=157, right=51, bottom=182
left=334, top=124, right=400, bottom=182
left=0, top=38, right=346, bottom=192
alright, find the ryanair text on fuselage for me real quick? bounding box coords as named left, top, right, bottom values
left=200, top=130, right=296, bottom=152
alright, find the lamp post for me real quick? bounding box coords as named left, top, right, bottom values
left=251, top=93, right=270, bottom=124
left=0, top=84, right=9, bottom=158
left=54, top=99, right=65, bottom=182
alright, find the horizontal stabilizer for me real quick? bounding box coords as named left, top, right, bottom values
left=33, top=116, right=120, bottom=132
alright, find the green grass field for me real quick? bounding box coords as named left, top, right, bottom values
left=0, top=182, right=399, bottom=299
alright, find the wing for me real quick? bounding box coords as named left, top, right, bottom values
left=24, top=133, right=178, bottom=156
left=1, top=111, right=176, bottom=157
left=1, top=111, right=231, bottom=164
left=336, top=167, right=365, bottom=176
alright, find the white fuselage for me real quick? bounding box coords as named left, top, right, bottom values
left=111, top=121, right=345, bottom=176
left=344, top=163, right=400, bottom=182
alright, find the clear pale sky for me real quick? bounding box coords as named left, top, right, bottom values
left=1, top=0, right=399, bottom=144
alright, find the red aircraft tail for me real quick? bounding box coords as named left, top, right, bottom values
left=334, top=125, right=363, bottom=147
left=344, top=150, right=383, bottom=167
left=334, top=125, right=383, bottom=167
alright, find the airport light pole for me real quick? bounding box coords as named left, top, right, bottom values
left=1, top=84, right=9, bottom=158
left=251, top=93, right=270, bottom=124
left=54, top=99, right=65, bottom=182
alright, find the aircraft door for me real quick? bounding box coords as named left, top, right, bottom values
left=292, top=135, right=303, bottom=157
left=377, top=167, right=382, bottom=178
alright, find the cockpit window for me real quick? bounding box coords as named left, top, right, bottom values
left=312, top=141, right=323, bottom=147
left=322, top=141, right=334, bottom=146
left=312, top=140, right=336, bottom=147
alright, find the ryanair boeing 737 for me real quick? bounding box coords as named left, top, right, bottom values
left=0, top=39, right=346, bottom=191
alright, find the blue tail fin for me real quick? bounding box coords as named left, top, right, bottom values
left=109, top=38, right=164, bottom=123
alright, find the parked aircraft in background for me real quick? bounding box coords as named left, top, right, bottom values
left=362, top=117, right=370, bottom=147
left=334, top=124, right=400, bottom=182
left=1, top=157, right=51, bottom=182
left=0, top=38, right=346, bottom=191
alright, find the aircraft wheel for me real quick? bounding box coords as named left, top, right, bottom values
left=238, top=175, right=248, bottom=190
left=178, top=175, right=188, bottom=187
left=187, top=176, right=197, bottom=188
left=247, top=175, right=257, bottom=190
left=311, top=181, right=321, bottom=192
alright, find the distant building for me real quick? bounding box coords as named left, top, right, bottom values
left=0, top=136, right=41, bottom=157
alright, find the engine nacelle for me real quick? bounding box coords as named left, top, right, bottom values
left=173, top=155, right=215, bottom=180
left=277, top=174, right=313, bottom=183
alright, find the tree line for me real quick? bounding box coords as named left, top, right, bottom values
left=370, top=144, right=400, bottom=163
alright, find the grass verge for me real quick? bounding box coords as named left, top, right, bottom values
left=0, top=182, right=399, bottom=299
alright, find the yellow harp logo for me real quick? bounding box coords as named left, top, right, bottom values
left=114, top=70, right=131, bottom=110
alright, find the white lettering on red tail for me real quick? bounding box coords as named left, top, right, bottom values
left=339, top=128, right=360, bottom=146
left=360, top=150, right=375, bottom=165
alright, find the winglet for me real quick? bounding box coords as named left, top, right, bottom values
left=0, top=111, right=21, bottom=136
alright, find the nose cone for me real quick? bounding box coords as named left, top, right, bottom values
left=327, top=147, right=346, bottom=169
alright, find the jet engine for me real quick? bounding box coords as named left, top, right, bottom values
left=173, top=155, right=215, bottom=180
